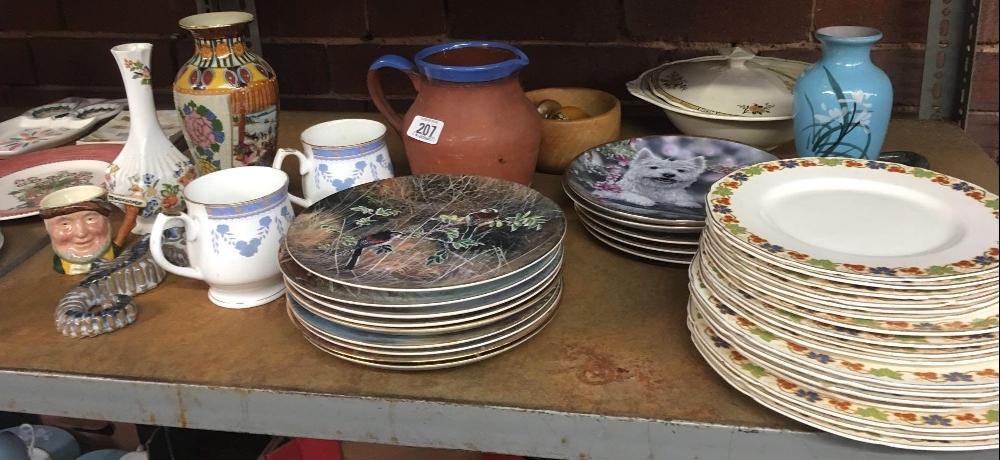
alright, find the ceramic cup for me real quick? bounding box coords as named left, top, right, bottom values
left=39, top=185, right=117, bottom=275
left=150, top=166, right=294, bottom=308
left=272, top=119, right=394, bottom=207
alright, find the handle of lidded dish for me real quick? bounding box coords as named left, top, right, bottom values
left=367, top=55, right=422, bottom=132
left=721, top=47, right=756, bottom=69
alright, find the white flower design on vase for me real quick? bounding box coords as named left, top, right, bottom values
left=813, top=104, right=845, bottom=124
left=800, top=70, right=879, bottom=159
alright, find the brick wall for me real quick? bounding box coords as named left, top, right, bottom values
left=0, top=0, right=996, bottom=159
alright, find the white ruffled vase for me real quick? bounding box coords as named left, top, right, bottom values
left=105, top=43, right=197, bottom=235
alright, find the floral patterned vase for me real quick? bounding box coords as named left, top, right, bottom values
left=106, top=43, right=197, bottom=235
left=793, top=26, right=892, bottom=159
left=173, top=12, right=279, bottom=175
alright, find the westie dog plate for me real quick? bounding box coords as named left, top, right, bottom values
left=565, top=136, right=775, bottom=222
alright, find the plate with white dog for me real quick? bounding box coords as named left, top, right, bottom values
left=565, top=136, right=776, bottom=223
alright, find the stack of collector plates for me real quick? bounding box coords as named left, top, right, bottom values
left=563, top=135, right=776, bottom=264
left=280, top=174, right=566, bottom=370
left=688, top=157, right=999, bottom=450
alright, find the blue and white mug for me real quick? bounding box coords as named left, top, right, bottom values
left=149, top=166, right=294, bottom=308
left=272, top=118, right=394, bottom=207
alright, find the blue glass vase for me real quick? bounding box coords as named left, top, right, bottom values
left=793, top=27, right=892, bottom=159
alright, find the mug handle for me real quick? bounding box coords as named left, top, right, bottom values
left=367, top=55, right=421, bottom=133
left=150, top=213, right=204, bottom=281
left=272, top=148, right=311, bottom=207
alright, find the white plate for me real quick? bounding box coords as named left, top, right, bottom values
left=691, top=311, right=999, bottom=434
left=703, top=229, right=998, bottom=301
left=691, top=268, right=998, bottom=366
left=697, top=254, right=1000, bottom=339
left=289, top=277, right=562, bottom=335
left=706, top=158, right=1000, bottom=280
left=581, top=222, right=693, bottom=265
left=288, top=254, right=562, bottom=320
left=0, top=98, right=125, bottom=157
left=574, top=207, right=701, bottom=245
left=76, top=110, right=184, bottom=145
left=290, top=291, right=561, bottom=370
left=691, top=292, right=1000, bottom=396
left=701, top=236, right=996, bottom=318
left=573, top=203, right=703, bottom=233
left=689, top=325, right=1000, bottom=450
left=708, top=221, right=998, bottom=290
left=578, top=213, right=698, bottom=255
left=291, top=286, right=558, bottom=355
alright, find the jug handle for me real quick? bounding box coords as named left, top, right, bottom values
left=367, top=55, right=421, bottom=133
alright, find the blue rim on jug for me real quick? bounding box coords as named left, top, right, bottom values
left=369, top=42, right=529, bottom=84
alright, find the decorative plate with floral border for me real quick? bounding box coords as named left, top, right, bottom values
left=709, top=217, right=998, bottom=289
left=691, top=282, right=997, bottom=368
left=702, top=229, right=998, bottom=302
left=691, top=258, right=998, bottom=350
left=689, top=286, right=999, bottom=391
left=285, top=175, right=565, bottom=292
left=0, top=144, right=121, bottom=220
left=701, top=236, right=995, bottom=318
left=689, top=319, right=1000, bottom=450
left=693, top=341, right=1000, bottom=450
left=707, top=158, right=1000, bottom=280
left=691, top=314, right=999, bottom=434
left=697, top=255, right=1000, bottom=339
left=694, top=255, right=998, bottom=360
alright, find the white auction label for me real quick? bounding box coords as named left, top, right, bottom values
left=406, top=115, right=444, bottom=144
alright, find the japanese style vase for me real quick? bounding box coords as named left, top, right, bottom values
left=173, top=12, right=279, bottom=175
left=793, top=26, right=892, bottom=159
left=367, top=42, right=541, bottom=185
left=106, top=43, right=197, bottom=235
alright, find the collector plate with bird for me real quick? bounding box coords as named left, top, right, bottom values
left=284, top=174, right=566, bottom=292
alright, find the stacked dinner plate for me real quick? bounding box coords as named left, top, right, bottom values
left=562, top=135, right=776, bottom=264
left=688, top=157, right=999, bottom=450
left=280, top=174, right=566, bottom=370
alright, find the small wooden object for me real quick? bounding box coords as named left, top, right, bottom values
left=526, top=87, right=621, bottom=174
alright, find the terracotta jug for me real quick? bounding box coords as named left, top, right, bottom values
left=367, top=42, right=541, bottom=185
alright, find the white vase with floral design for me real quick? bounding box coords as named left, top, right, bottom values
left=106, top=43, right=197, bottom=234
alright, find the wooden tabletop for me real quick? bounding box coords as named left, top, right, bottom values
left=1, top=112, right=997, bottom=459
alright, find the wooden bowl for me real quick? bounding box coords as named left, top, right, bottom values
left=526, top=88, right=622, bottom=174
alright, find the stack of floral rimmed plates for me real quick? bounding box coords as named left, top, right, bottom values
left=688, top=157, right=999, bottom=450
left=563, top=135, right=776, bottom=264
left=280, top=174, right=566, bottom=370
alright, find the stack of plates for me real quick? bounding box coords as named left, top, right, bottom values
left=688, top=157, right=999, bottom=450
left=280, top=175, right=566, bottom=370
left=563, top=135, right=776, bottom=264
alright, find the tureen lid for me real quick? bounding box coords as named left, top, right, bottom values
left=650, top=48, right=801, bottom=118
